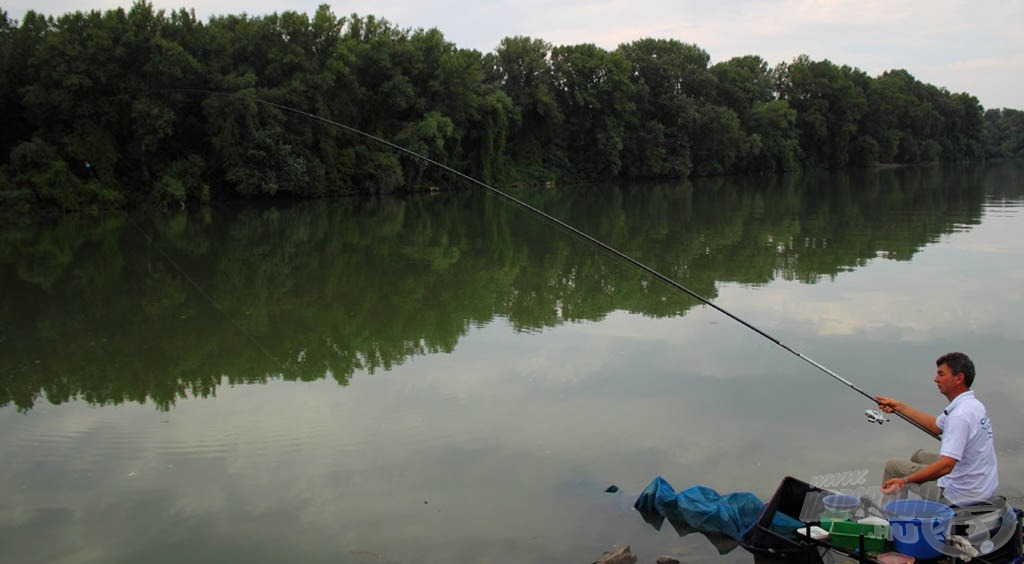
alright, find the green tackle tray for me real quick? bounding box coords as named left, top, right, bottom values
left=828, top=520, right=888, bottom=552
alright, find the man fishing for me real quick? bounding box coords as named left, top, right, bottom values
left=875, top=352, right=999, bottom=506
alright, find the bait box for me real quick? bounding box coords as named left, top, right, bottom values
left=828, top=520, right=888, bottom=552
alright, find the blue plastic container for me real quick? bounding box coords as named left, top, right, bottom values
left=884, top=499, right=954, bottom=559
left=821, top=494, right=860, bottom=523
left=823, top=494, right=860, bottom=511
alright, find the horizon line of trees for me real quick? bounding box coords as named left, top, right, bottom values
left=1, top=2, right=1023, bottom=212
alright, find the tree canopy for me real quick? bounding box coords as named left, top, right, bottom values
left=0, top=2, right=1018, bottom=211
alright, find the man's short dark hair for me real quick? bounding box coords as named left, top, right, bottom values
left=938, top=352, right=975, bottom=388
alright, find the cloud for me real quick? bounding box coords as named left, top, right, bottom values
left=946, top=52, right=1024, bottom=72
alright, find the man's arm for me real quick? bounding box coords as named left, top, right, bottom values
left=882, top=455, right=957, bottom=494
left=874, top=395, right=941, bottom=435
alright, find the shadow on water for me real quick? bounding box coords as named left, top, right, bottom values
left=1, top=162, right=1021, bottom=413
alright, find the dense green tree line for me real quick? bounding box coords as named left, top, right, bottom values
left=0, top=2, right=1018, bottom=211
left=4, top=163, right=1018, bottom=411
left=983, top=109, right=1024, bottom=159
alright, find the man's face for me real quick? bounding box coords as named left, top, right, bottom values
left=935, top=363, right=963, bottom=396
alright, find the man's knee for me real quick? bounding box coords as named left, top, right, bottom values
left=911, top=449, right=940, bottom=464
left=884, top=458, right=911, bottom=481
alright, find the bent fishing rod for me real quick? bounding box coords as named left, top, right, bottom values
left=176, top=88, right=940, bottom=441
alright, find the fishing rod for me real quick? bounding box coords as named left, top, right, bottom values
left=176, top=88, right=940, bottom=441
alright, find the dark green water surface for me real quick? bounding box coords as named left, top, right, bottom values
left=2, top=163, right=1024, bottom=563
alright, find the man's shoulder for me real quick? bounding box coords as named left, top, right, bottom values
left=942, top=398, right=988, bottom=429
left=960, top=393, right=989, bottom=414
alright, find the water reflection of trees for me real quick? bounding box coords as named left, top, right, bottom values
left=3, top=163, right=1015, bottom=411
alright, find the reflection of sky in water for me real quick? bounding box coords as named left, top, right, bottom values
left=2, top=201, right=1023, bottom=563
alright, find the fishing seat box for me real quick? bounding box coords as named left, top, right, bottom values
left=741, top=476, right=827, bottom=558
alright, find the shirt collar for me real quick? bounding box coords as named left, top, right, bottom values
left=944, top=390, right=975, bottom=415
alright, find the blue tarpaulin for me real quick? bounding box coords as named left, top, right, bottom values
left=634, top=476, right=804, bottom=541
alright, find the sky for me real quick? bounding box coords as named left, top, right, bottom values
left=7, top=0, right=1023, bottom=110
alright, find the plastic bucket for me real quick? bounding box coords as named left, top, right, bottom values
left=884, top=500, right=954, bottom=559
left=822, top=494, right=860, bottom=521
left=824, top=494, right=860, bottom=511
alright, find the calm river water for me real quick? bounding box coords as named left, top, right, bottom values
left=2, top=162, right=1024, bottom=563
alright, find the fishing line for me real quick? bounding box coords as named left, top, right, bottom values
left=169, top=88, right=939, bottom=440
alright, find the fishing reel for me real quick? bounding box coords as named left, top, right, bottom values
left=865, top=409, right=889, bottom=425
